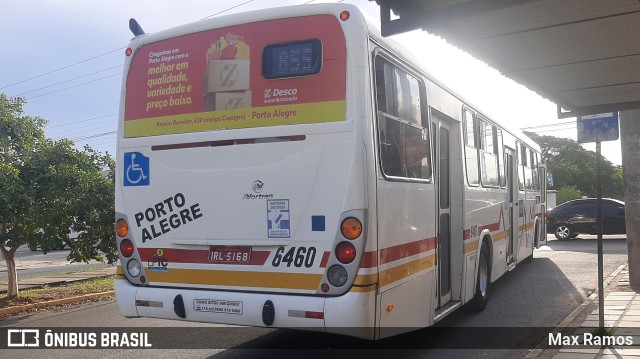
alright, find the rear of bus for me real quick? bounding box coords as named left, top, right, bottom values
left=114, top=4, right=377, bottom=338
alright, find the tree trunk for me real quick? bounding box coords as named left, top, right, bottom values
left=0, top=245, right=19, bottom=299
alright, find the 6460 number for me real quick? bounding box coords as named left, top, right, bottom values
left=272, top=246, right=317, bottom=268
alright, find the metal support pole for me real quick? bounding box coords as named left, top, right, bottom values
left=596, top=141, right=604, bottom=331
left=621, top=109, right=640, bottom=293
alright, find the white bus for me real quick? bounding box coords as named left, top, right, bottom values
left=114, top=3, right=547, bottom=339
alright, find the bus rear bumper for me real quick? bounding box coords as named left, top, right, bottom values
left=114, top=279, right=376, bottom=339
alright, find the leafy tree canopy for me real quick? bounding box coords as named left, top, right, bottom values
left=0, top=94, right=115, bottom=298
left=525, top=132, right=623, bottom=201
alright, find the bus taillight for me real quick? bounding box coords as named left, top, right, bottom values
left=339, top=11, right=350, bottom=21
left=127, top=258, right=142, bottom=278
left=120, top=239, right=135, bottom=258
left=335, top=241, right=356, bottom=264
left=116, top=219, right=129, bottom=238
left=327, top=265, right=348, bottom=287
left=341, top=217, right=362, bottom=240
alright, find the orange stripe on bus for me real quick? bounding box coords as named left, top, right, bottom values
left=353, top=253, right=437, bottom=289
left=350, top=286, right=376, bottom=293
left=464, top=241, right=479, bottom=253
left=145, top=268, right=322, bottom=291
left=379, top=254, right=436, bottom=287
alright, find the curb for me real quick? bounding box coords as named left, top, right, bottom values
left=524, top=263, right=628, bottom=358
left=0, top=290, right=115, bottom=316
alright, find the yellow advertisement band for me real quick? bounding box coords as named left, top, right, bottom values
left=124, top=100, right=346, bottom=138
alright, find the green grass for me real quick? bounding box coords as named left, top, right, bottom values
left=44, top=267, right=106, bottom=276
left=591, top=325, right=615, bottom=337
left=0, top=275, right=114, bottom=309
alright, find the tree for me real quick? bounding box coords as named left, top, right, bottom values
left=0, top=94, right=116, bottom=299
left=525, top=132, right=624, bottom=200
left=556, top=185, right=582, bottom=204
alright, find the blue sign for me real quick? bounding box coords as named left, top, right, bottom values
left=267, top=199, right=290, bottom=238
left=577, top=112, right=619, bottom=143
left=123, top=152, right=150, bottom=186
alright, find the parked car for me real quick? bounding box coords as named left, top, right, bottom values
left=547, top=198, right=626, bottom=240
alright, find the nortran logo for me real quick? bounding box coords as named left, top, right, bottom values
left=252, top=180, right=264, bottom=193
left=244, top=180, right=273, bottom=200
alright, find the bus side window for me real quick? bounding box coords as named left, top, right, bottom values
left=479, top=118, right=499, bottom=187
left=532, top=151, right=539, bottom=190
left=374, top=56, right=430, bottom=180
left=463, top=109, right=479, bottom=186
left=497, top=129, right=506, bottom=188
left=517, top=142, right=525, bottom=190
left=379, top=117, right=404, bottom=177
left=524, top=147, right=533, bottom=190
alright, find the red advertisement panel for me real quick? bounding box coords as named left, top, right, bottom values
left=124, top=15, right=347, bottom=137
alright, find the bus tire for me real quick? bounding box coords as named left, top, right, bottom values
left=471, top=242, right=491, bottom=312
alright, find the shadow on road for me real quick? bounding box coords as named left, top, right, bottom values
left=200, top=257, right=584, bottom=359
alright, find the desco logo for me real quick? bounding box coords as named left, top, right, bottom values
left=264, top=88, right=297, bottom=98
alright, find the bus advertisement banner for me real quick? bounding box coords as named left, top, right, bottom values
left=123, top=15, right=347, bottom=138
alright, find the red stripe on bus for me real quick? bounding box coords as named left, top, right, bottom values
left=319, top=251, right=330, bottom=267
left=479, top=222, right=501, bottom=233
left=464, top=220, right=503, bottom=240
left=360, top=251, right=377, bottom=268
left=379, top=237, right=437, bottom=265
left=138, top=248, right=270, bottom=266
left=319, top=250, right=377, bottom=268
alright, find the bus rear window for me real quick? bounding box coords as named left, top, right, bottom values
left=262, top=40, right=322, bottom=79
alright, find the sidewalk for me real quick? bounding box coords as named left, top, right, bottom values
left=0, top=267, right=116, bottom=294
left=530, top=264, right=640, bottom=358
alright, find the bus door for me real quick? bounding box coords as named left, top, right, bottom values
left=537, top=163, right=547, bottom=246
left=505, top=147, right=517, bottom=264
left=434, top=114, right=452, bottom=306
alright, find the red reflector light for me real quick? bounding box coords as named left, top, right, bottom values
left=321, top=283, right=330, bottom=292
left=120, top=239, right=135, bottom=257
left=305, top=311, right=324, bottom=319
left=125, top=48, right=133, bottom=56
left=335, top=241, right=356, bottom=264
left=340, top=11, right=350, bottom=21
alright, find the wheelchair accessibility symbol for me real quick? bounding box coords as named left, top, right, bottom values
left=124, top=152, right=150, bottom=186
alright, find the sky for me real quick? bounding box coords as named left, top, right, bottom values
left=1, top=0, right=623, bottom=165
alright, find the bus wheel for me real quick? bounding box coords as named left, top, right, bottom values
left=471, top=243, right=491, bottom=312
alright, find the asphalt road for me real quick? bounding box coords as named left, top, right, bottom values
left=0, top=234, right=629, bottom=359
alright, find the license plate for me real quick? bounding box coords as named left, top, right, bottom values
left=193, top=299, right=243, bottom=314
left=208, top=246, right=251, bottom=264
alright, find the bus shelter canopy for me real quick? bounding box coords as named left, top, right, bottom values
left=372, top=0, right=640, bottom=118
